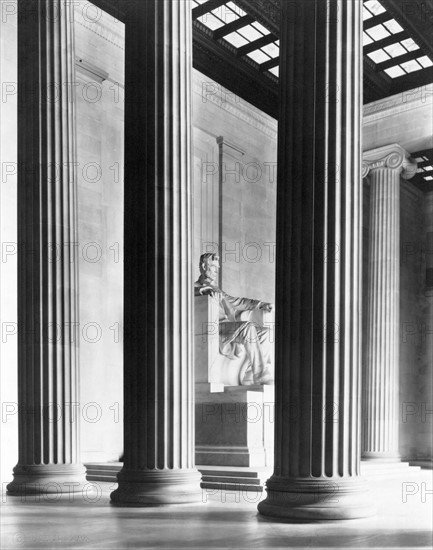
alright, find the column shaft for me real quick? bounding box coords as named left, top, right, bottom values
left=110, top=0, right=201, bottom=505
left=8, top=0, right=86, bottom=495
left=362, top=145, right=417, bottom=460
left=258, top=0, right=371, bottom=519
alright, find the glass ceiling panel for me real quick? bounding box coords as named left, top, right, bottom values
left=400, top=59, right=423, bottom=72
left=384, top=43, right=406, bottom=58
left=366, top=24, right=391, bottom=41
left=401, top=38, right=420, bottom=52
left=251, top=21, right=271, bottom=35
left=226, top=1, right=246, bottom=17
left=418, top=56, right=433, bottom=68
left=261, top=42, right=279, bottom=58
left=247, top=49, right=270, bottom=64
left=367, top=49, right=390, bottom=63
left=224, top=31, right=249, bottom=48
left=364, top=0, right=386, bottom=15
left=269, top=66, right=279, bottom=77
left=384, top=66, right=406, bottom=78
left=383, top=19, right=404, bottom=34
left=363, top=32, right=373, bottom=46
left=211, top=4, right=240, bottom=23
left=363, top=7, right=373, bottom=20
left=197, top=12, right=225, bottom=30
left=238, top=24, right=263, bottom=42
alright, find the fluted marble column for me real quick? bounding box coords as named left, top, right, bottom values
left=258, top=0, right=371, bottom=519
left=7, top=1, right=87, bottom=494
left=110, top=0, right=201, bottom=505
left=362, top=144, right=417, bottom=461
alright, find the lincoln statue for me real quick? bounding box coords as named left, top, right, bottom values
left=195, top=253, right=274, bottom=385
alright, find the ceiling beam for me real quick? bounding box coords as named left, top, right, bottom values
left=363, top=12, right=393, bottom=30
left=260, top=57, right=279, bottom=72
left=86, top=0, right=126, bottom=21
left=375, top=50, right=426, bottom=73
left=237, top=33, right=278, bottom=57
left=412, top=149, right=433, bottom=162
left=380, top=0, right=433, bottom=60
left=364, top=31, right=408, bottom=55
left=390, top=66, right=433, bottom=95
left=213, top=14, right=254, bottom=39
left=231, top=0, right=280, bottom=36
left=192, top=0, right=227, bottom=20
left=363, top=55, right=392, bottom=101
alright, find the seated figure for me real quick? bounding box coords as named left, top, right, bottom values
left=194, top=253, right=274, bottom=385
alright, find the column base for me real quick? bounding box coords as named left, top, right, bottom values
left=362, top=451, right=401, bottom=462
left=258, top=476, right=374, bottom=520
left=110, top=468, right=203, bottom=506
left=7, top=464, right=88, bottom=496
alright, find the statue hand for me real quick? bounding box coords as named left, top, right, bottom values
left=258, top=302, right=273, bottom=312
left=199, top=286, right=221, bottom=299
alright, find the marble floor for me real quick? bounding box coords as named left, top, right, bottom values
left=1, top=469, right=432, bottom=550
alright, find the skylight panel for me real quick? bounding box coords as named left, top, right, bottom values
left=400, top=59, right=423, bottom=72
left=401, top=38, right=419, bottom=52
left=366, top=24, right=391, bottom=41
left=367, top=49, right=390, bottom=63
left=269, top=66, right=279, bottom=77
left=261, top=42, right=279, bottom=58
left=417, top=55, right=433, bottom=68
left=364, top=0, right=386, bottom=15
left=383, top=19, right=404, bottom=34
left=363, top=7, right=373, bottom=20
left=424, top=165, right=433, bottom=171
left=247, top=49, right=271, bottom=64
left=213, top=5, right=240, bottom=24
left=251, top=21, right=270, bottom=36
left=384, top=43, right=406, bottom=58
left=226, top=1, right=245, bottom=16
left=363, top=32, right=374, bottom=46
left=384, top=66, right=405, bottom=78
left=197, top=13, right=225, bottom=30
left=224, top=31, right=249, bottom=48
left=425, top=176, right=433, bottom=181
left=238, top=24, right=262, bottom=42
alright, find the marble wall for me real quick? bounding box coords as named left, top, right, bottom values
left=398, top=188, right=433, bottom=460
left=73, top=4, right=125, bottom=463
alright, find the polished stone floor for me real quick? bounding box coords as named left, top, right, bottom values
left=1, top=469, right=432, bottom=550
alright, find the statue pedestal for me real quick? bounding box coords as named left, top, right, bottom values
left=195, top=384, right=274, bottom=468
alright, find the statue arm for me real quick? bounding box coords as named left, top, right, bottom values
left=224, top=293, right=273, bottom=313
left=224, top=293, right=261, bottom=312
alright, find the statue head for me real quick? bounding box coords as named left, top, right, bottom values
left=199, top=253, right=220, bottom=284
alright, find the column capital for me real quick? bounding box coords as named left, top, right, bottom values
left=362, top=143, right=417, bottom=180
